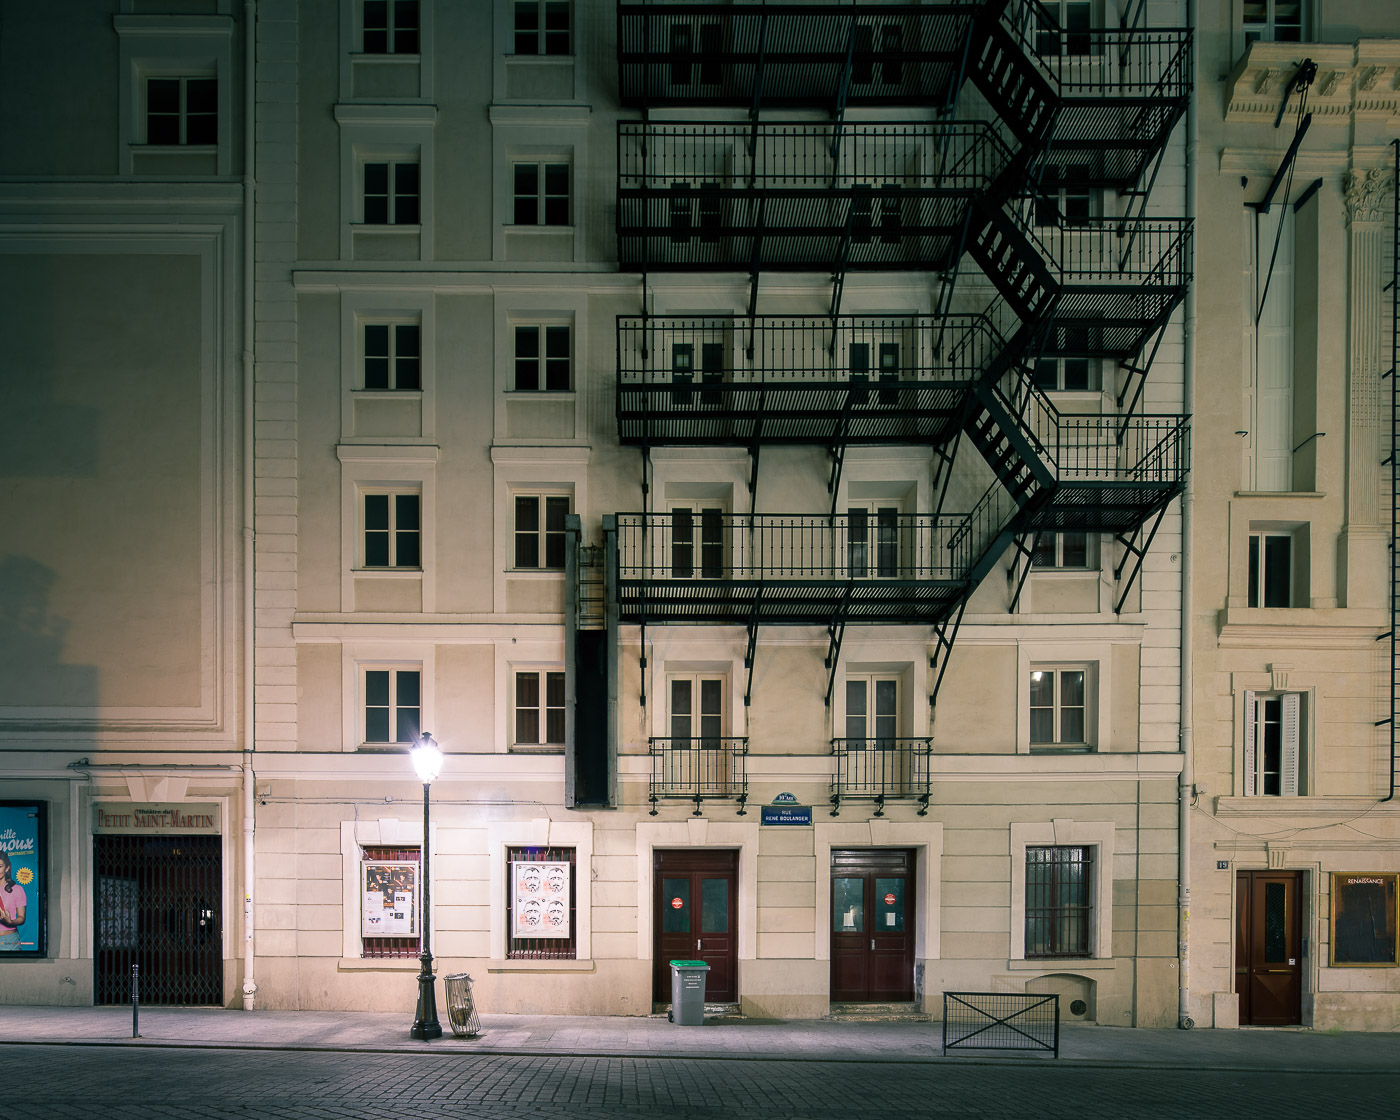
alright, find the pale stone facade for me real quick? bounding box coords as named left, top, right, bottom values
left=1189, top=1, right=1400, bottom=1031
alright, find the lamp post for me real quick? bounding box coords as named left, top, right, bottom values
left=409, top=731, right=443, bottom=1040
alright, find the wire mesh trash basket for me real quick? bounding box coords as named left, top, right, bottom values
left=444, top=973, right=481, bottom=1038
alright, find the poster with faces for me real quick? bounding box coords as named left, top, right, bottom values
left=512, top=861, right=571, bottom=938
left=362, top=861, right=417, bottom=937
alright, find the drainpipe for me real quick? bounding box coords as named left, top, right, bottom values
left=1177, top=0, right=1198, bottom=1031
left=241, top=0, right=258, bottom=1012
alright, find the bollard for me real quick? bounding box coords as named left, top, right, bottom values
left=131, top=963, right=140, bottom=1038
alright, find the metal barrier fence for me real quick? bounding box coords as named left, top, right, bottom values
left=942, top=991, right=1060, bottom=1057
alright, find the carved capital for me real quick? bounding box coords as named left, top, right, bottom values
left=1345, top=167, right=1394, bottom=227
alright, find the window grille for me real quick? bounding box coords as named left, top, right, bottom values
left=1025, top=845, right=1092, bottom=958
left=361, top=845, right=420, bottom=958
left=506, top=846, right=577, bottom=959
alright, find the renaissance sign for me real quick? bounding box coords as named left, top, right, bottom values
left=93, top=803, right=221, bottom=835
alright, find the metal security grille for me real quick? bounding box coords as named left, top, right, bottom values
left=1024, top=845, right=1092, bottom=958
left=93, top=835, right=222, bottom=1005
left=361, top=845, right=420, bottom=959
left=507, top=846, right=576, bottom=960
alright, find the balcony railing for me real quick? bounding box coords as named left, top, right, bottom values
left=617, top=121, right=1011, bottom=271
left=830, top=737, right=932, bottom=816
left=618, top=2, right=985, bottom=110
left=616, top=313, right=1010, bottom=445
left=649, top=736, right=748, bottom=815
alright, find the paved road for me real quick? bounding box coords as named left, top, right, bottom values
left=6, top=1044, right=1396, bottom=1119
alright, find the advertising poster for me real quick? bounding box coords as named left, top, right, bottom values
left=0, top=801, right=46, bottom=957
left=512, top=860, right=570, bottom=938
left=1331, top=872, right=1398, bottom=966
left=362, top=861, right=418, bottom=938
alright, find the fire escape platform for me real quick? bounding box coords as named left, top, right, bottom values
left=617, top=577, right=972, bottom=627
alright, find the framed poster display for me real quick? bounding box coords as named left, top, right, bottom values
left=0, top=801, right=47, bottom=957
left=511, top=860, right=571, bottom=938
left=362, top=860, right=418, bottom=938
left=1330, top=872, right=1398, bottom=966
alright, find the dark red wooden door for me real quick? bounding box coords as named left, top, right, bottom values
left=1235, top=870, right=1303, bottom=1025
left=653, top=849, right=738, bottom=1003
left=831, top=849, right=914, bottom=1002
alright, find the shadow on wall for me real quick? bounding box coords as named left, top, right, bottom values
left=0, top=554, right=98, bottom=707
left=0, top=374, right=99, bottom=478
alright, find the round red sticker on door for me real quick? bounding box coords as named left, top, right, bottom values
left=883, top=893, right=896, bottom=906
left=671, top=897, right=684, bottom=910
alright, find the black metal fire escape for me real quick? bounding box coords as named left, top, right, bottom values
left=611, top=0, right=1193, bottom=815
left=1380, top=138, right=1399, bottom=803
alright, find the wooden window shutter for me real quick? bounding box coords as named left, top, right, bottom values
left=1280, top=692, right=1301, bottom=796
left=1242, top=689, right=1256, bottom=796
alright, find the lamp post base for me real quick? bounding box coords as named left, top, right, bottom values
left=410, top=954, right=442, bottom=1040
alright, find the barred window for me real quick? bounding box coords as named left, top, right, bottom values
left=506, top=846, right=576, bottom=959
left=1025, top=845, right=1092, bottom=958
left=361, top=845, right=420, bottom=959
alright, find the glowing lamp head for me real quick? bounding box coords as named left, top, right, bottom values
left=411, top=732, right=443, bottom=785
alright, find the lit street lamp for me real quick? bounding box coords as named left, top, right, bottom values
left=409, top=731, right=443, bottom=1040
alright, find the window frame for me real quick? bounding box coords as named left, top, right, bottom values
left=1247, top=529, right=1293, bottom=608
left=1243, top=0, right=1307, bottom=47
left=667, top=500, right=729, bottom=581
left=361, top=0, right=421, bottom=55
left=360, top=488, right=422, bottom=570
left=512, top=492, right=571, bottom=571
left=1028, top=664, right=1093, bottom=751
left=844, top=673, right=902, bottom=747
left=361, top=158, right=421, bottom=226
left=361, top=319, right=423, bottom=392
left=667, top=673, right=728, bottom=749
left=1010, top=820, right=1114, bottom=963
left=1023, top=845, right=1094, bottom=960
left=512, top=322, right=573, bottom=392
left=359, top=845, right=422, bottom=958
left=143, top=74, right=218, bottom=147
left=513, top=668, right=568, bottom=749
left=512, top=0, right=572, bottom=56
left=511, top=160, right=572, bottom=227
left=1031, top=532, right=1097, bottom=571
left=360, top=664, right=423, bottom=747
left=1243, top=689, right=1304, bottom=796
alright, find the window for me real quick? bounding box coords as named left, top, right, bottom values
left=670, top=504, right=726, bottom=579
left=1025, top=846, right=1092, bottom=958
left=515, top=670, right=566, bottom=747
left=669, top=676, right=724, bottom=749
left=1248, top=531, right=1292, bottom=607
left=848, top=340, right=901, bottom=406
left=1032, top=532, right=1094, bottom=569
left=670, top=341, right=725, bottom=406
left=850, top=22, right=904, bottom=85
left=145, top=76, right=217, bottom=146
left=1244, top=0, right=1305, bottom=45
left=506, top=846, right=576, bottom=959
left=1033, top=164, right=1094, bottom=227
left=850, top=184, right=902, bottom=245
left=1244, top=691, right=1302, bottom=796
left=363, top=0, right=420, bottom=53
left=364, top=667, right=420, bottom=744
left=363, top=323, right=421, bottom=390
left=513, top=162, right=569, bottom=226
left=845, top=676, right=899, bottom=748
left=1033, top=1, right=1093, bottom=56
left=666, top=21, right=722, bottom=86
left=363, top=160, right=420, bottom=225
left=362, top=492, right=421, bottom=568
left=846, top=505, right=901, bottom=578
left=1247, top=206, right=1295, bottom=491
left=361, top=845, right=420, bottom=958
left=1029, top=666, right=1088, bottom=748
left=1033, top=356, right=1097, bottom=392
left=514, top=494, right=569, bottom=569
left=514, top=0, right=570, bottom=55
left=513, top=324, right=570, bottom=391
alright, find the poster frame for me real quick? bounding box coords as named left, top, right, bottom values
left=361, top=859, right=419, bottom=939
left=0, top=800, right=48, bottom=958
left=1329, top=871, right=1398, bottom=967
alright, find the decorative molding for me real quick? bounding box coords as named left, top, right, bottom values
left=1345, top=166, right=1396, bottom=227
left=1225, top=41, right=1400, bottom=123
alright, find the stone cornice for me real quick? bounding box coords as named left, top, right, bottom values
left=1225, top=40, right=1400, bottom=125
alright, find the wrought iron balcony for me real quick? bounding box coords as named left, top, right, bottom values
left=830, top=737, right=932, bottom=817
left=617, top=120, right=1012, bottom=272
left=615, top=313, right=1010, bottom=447
left=616, top=512, right=986, bottom=626
left=648, top=736, right=749, bottom=816
left=617, top=2, right=985, bottom=111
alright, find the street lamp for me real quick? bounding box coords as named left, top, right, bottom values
left=409, top=731, right=443, bottom=1040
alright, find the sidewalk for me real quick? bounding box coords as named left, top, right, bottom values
left=0, top=1004, right=1395, bottom=1071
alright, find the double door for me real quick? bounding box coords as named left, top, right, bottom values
left=653, top=850, right=738, bottom=1004
left=831, top=849, right=915, bottom=1002
left=1235, top=870, right=1303, bottom=1025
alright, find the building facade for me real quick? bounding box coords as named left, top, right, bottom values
left=1188, top=0, right=1400, bottom=1031
left=14, top=0, right=1395, bottom=1036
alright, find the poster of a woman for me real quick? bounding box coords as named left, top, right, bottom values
left=0, top=851, right=28, bottom=951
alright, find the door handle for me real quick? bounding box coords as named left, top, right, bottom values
left=871, top=939, right=875, bottom=951
left=696, top=939, right=701, bottom=952
left=1261, top=969, right=1295, bottom=973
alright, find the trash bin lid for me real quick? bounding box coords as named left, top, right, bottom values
left=444, top=973, right=472, bottom=982
left=669, top=960, right=709, bottom=968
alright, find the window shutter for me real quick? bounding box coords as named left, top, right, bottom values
left=1242, top=690, right=1256, bottom=796
left=1281, top=692, right=1301, bottom=796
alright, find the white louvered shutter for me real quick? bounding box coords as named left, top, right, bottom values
left=1280, top=692, right=1301, bottom=796
left=1242, top=690, right=1256, bottom=796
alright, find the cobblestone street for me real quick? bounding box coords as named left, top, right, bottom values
left=6, top=1043, right=1397, bottom=1120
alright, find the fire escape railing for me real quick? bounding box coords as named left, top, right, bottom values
left=830, top=737, right=932, bottom=817
left=649, top=736, right=749, bottom=816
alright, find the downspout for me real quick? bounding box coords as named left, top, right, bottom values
left=1177, top=0, right=1197, bottom=1031
left=241, top=0, right=258, bottom=1012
